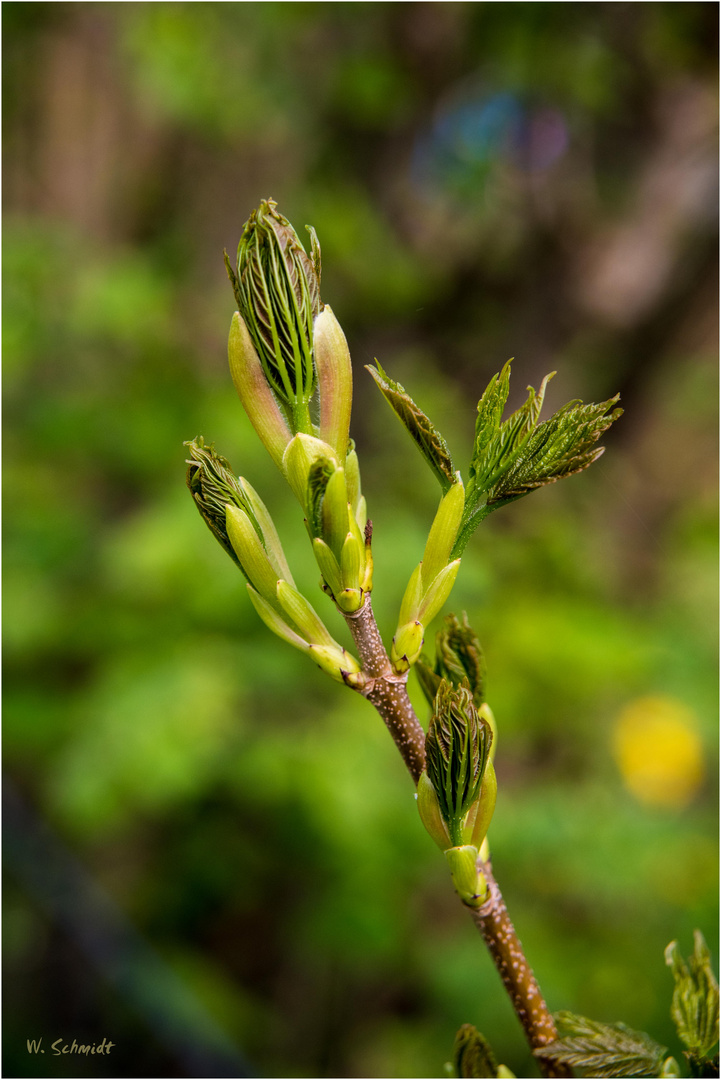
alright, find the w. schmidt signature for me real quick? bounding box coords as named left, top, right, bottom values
left=27, top=1037, right=115, bottom=1056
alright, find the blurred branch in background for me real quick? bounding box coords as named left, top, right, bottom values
left=3, top=3, right=717, bottom=1078
left=4, top=778, right=253, bottom=1078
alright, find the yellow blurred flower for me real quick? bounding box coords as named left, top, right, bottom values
left=613, top=695, right=704, bottom=809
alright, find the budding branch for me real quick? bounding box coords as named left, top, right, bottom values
left=344, top=594, right=570, bottom=1079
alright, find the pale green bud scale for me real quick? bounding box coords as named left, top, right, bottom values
left=354, top=494, right=368, bottom=534
left=344, top=445, right=362, bottom=515
left=312, top=537, right=343, bottom=598
left=337, top=588, right=362, bottom=613
left=479, top=703, right=498, bottom=763
left=397, top=563, right=423, bottom=627
left=340, top=531, right=362, bottom=592
left=246, top=585, right=307, bottom=650
left=322, top=466, right=349, bottom=559
left=282, top=433, right=339, bottom=507
left=417, top=559, right=461, bottom=625
left=417, top=771, right=451, bottom=851
left=445, top=845, right=488, bottom=908
left=391, top=621, right=424, bottom=672
left=421, top=476, right=465, bottom=590
left=238, top=476, right=294, bottom=585
left=463, top=760, right=497, bottom=849
left=225, top=505, right=280, bottom=606
left=276, top=580, right=335, bottom=647
left=361, top=536, right=374, bottom=593
left=314, top=305, right=353, bottom=461
left=308, top=643, right=361, bottom=683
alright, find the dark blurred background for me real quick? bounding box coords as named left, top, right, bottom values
left=3, top=3, right=718, bottom=1078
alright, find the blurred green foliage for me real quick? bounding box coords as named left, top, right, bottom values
left=3, top=3, right=718, bottom=1078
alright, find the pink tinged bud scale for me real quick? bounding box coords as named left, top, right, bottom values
left=228, top=313, right=292, bottom=470
left=314, top=306, right=353, bottom=462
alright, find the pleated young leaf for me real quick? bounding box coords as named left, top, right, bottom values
left=454, top=363, right=622, bottom=557
left=225, top=198, right=320, bottom=434
left=468, top=361, right=551, bottom=497
left=452, top=1024, right=499, bottom=1079
left=185, top=437, right=262, bottom=571
left=366, top=361, right=456, bottom=492
left=417, top=613, right=486, bottom=708
left=535, top=1012, right=670, bottom=1078
left=425, top=682, right=493, bottom=847
left=665, top=931, right=719, bottom=1060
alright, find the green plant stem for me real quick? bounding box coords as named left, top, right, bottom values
left=344, top=594, right=569, bottom=1079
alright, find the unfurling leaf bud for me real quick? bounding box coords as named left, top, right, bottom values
left=665, top=931, right=719, bottom=1059
left=185, top=437, right=292, bottom=581
left=416, top=613, right=486, bottom=708
left=452, top=1024, right=510, bottom=1079
left=424, top=682, right=494, bottom=848
left=416, top=682, right=496, bottom=859
left=226, top=198, right=320, bottom=437
left=185, top=436, right=360, bottom=682
left=185, top=437, right=252, bottom=568
left=454, top=360, right=623, bottom=557
left=222, top=201, right=371, bottom=603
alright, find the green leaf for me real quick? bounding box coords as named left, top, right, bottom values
left=468, top=361, right=551, bottom=496
left=492, top=394, right=622, bottom=504
left=454, top=361, right=622, bottom=556
left=366, top=361, right=455, bottom=492
left=665, top=931, right=720, bottom=1060
left=536, top=1012, right=669, bottom=1078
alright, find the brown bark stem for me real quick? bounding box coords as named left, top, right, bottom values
left=344, top=596, right=426, bottom=783
left=344, top=593, right=566, bottom=1078
left=471, top=862, right=571, bottom=1078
